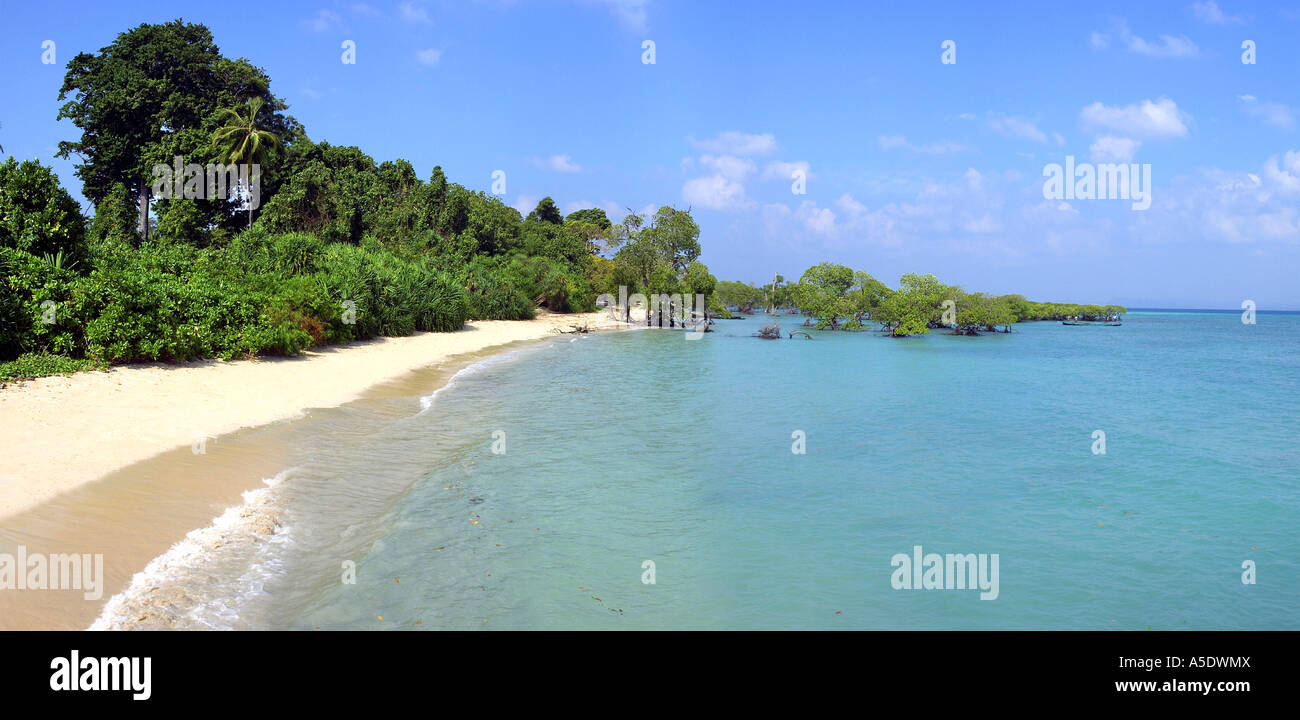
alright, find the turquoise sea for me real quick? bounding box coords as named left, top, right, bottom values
left=98, top=310, right=1300, bottom=629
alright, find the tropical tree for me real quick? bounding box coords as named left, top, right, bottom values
left=845, top=271, right=890, bottom=327
left=611, top=206, right=700, bottom=293
left=764, top=273, right=784, bottom=314
left=56, top=20, right=291, bottom=244
left=0, top=158, right=87, bottom=262
left=646, top=206, right=702, bottom=275
left=211, top=97, right=280, bottom=227
left=877, top=273, right=944, bottom=336
left=565, top=208, right=613, bottom=255
left=526, top=197, right=563, bottom=225
left=792, top=262, right=854, bottom=329
left=714, top=280, right=766, bottom=313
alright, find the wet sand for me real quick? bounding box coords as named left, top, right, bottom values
left=0, top=310, right=637, bottom=629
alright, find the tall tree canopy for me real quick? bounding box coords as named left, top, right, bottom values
left=526, top=197, right=564, bottom=225
left=56, top=19, right=296, bottom=242
left=611, top=206, right=701, bottom=294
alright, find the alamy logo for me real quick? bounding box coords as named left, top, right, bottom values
left=50, top=651, right=151, bottom=701
left=0, top=545, right=104, bottom=600
left=151, top=155, right=261, bottom=210
left=1042, top=155, right=1151, bottom=211
left=890, top=545, right=1000, bottom=600
left=597, top=285, right=709, bottom=339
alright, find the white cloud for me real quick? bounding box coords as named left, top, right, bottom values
left=1127, top=33, right=1199, bottom=58
left=512, top=193, right=539, bottom=216
left=416, top=48, right=442, bottom=66
left=877, top=135, right=909, bottom=151
left=963, top=214, right=999, bottom=233
left=681, top=150, right=763, bottom=210
left=758, top=148, right=1300, bottom=259
left=688, top=131, right=778, bottom=156
left=834, top=193, right=867, bottom=216
left=303, top=10, right=343, bottom=32
left=683, top=174, right=752, bottom=211
left=1192, top=1, right=1243, bottom=25
left=1262, top=150, right=1300, bottom=195
left=699, top=154, right=756, bottom=180
left=761, top=160, right=812, bottom=181
left=548, top=154, right=582, bottom=173
left=1130, top=150, right=1300, bottom=245
left=399, top=1, right=432, bottom=25
left=529, top=154, right=584, bottom=173
left=1091, top=19, right=1199, bottom=58
left=876, top=135, right=968, bottom=154
left=1090, top=136, right=1143, bottom=163
left=1239, top=96, right=1297, bottom=129
left=1080, top=97, right=1190, bottom=140
left=681, top=135, right=814, bottom=212
left=760, top=168, right=1013, bottom=247
left=987, top=115, right=1049, bottom=144
left=352, top=4, right=383, bottom=18
left=796, top=201, right=836, bottom=235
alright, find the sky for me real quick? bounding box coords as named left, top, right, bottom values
left=2, top=0, right=1298, bottom=309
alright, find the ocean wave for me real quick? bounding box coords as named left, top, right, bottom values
left=88, top=468, right=298, bottom=631
left=417, top=344, right=543, bottom=414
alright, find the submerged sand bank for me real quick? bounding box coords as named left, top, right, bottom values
left=0, top=310, right=630, bottom=522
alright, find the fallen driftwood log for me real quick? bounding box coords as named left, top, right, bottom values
left=788, top=331, right=812, bottom=339
left=755, top=322, right=782, bottom=339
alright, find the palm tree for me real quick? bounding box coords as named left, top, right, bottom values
left=210, top=98, right=278, bottom=227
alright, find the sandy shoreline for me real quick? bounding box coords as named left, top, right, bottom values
left=0, top=310, right=631, bottom=522
left=0, top=308, right=642, bottom=629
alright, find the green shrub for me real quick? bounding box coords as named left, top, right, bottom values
left=87, top=184, right=139, bottom=256
left=0, top=247, right=78, bottom=360
left=0, top=352, right=102, bottom=381
left=462, top=258, right=534, bottom=320
left=0, top=158, right=88, bottom=264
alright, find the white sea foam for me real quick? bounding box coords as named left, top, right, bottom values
left=417, top=345, right=540, bottom=413
left=88, top=468, right=298, bottom=630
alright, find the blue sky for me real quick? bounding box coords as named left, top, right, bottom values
left=2, top=0, right=1299, bottom=308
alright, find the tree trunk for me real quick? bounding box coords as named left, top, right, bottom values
left=137, top=185, right=149, bottom=245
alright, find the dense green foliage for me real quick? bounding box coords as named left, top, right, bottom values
left=0, top=158, right=87, bottom=263
left=3, top=20, right=721, bottom=380
left=722, top=264, right=1123, bottom=337
left=0, top=352, right=101, bottom=381
left=56, top=20, right=299, bottom=242
left=598, top=206, right=718, bottom=320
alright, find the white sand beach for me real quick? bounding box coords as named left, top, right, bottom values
left=0, top=310, right=632, bottom=522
